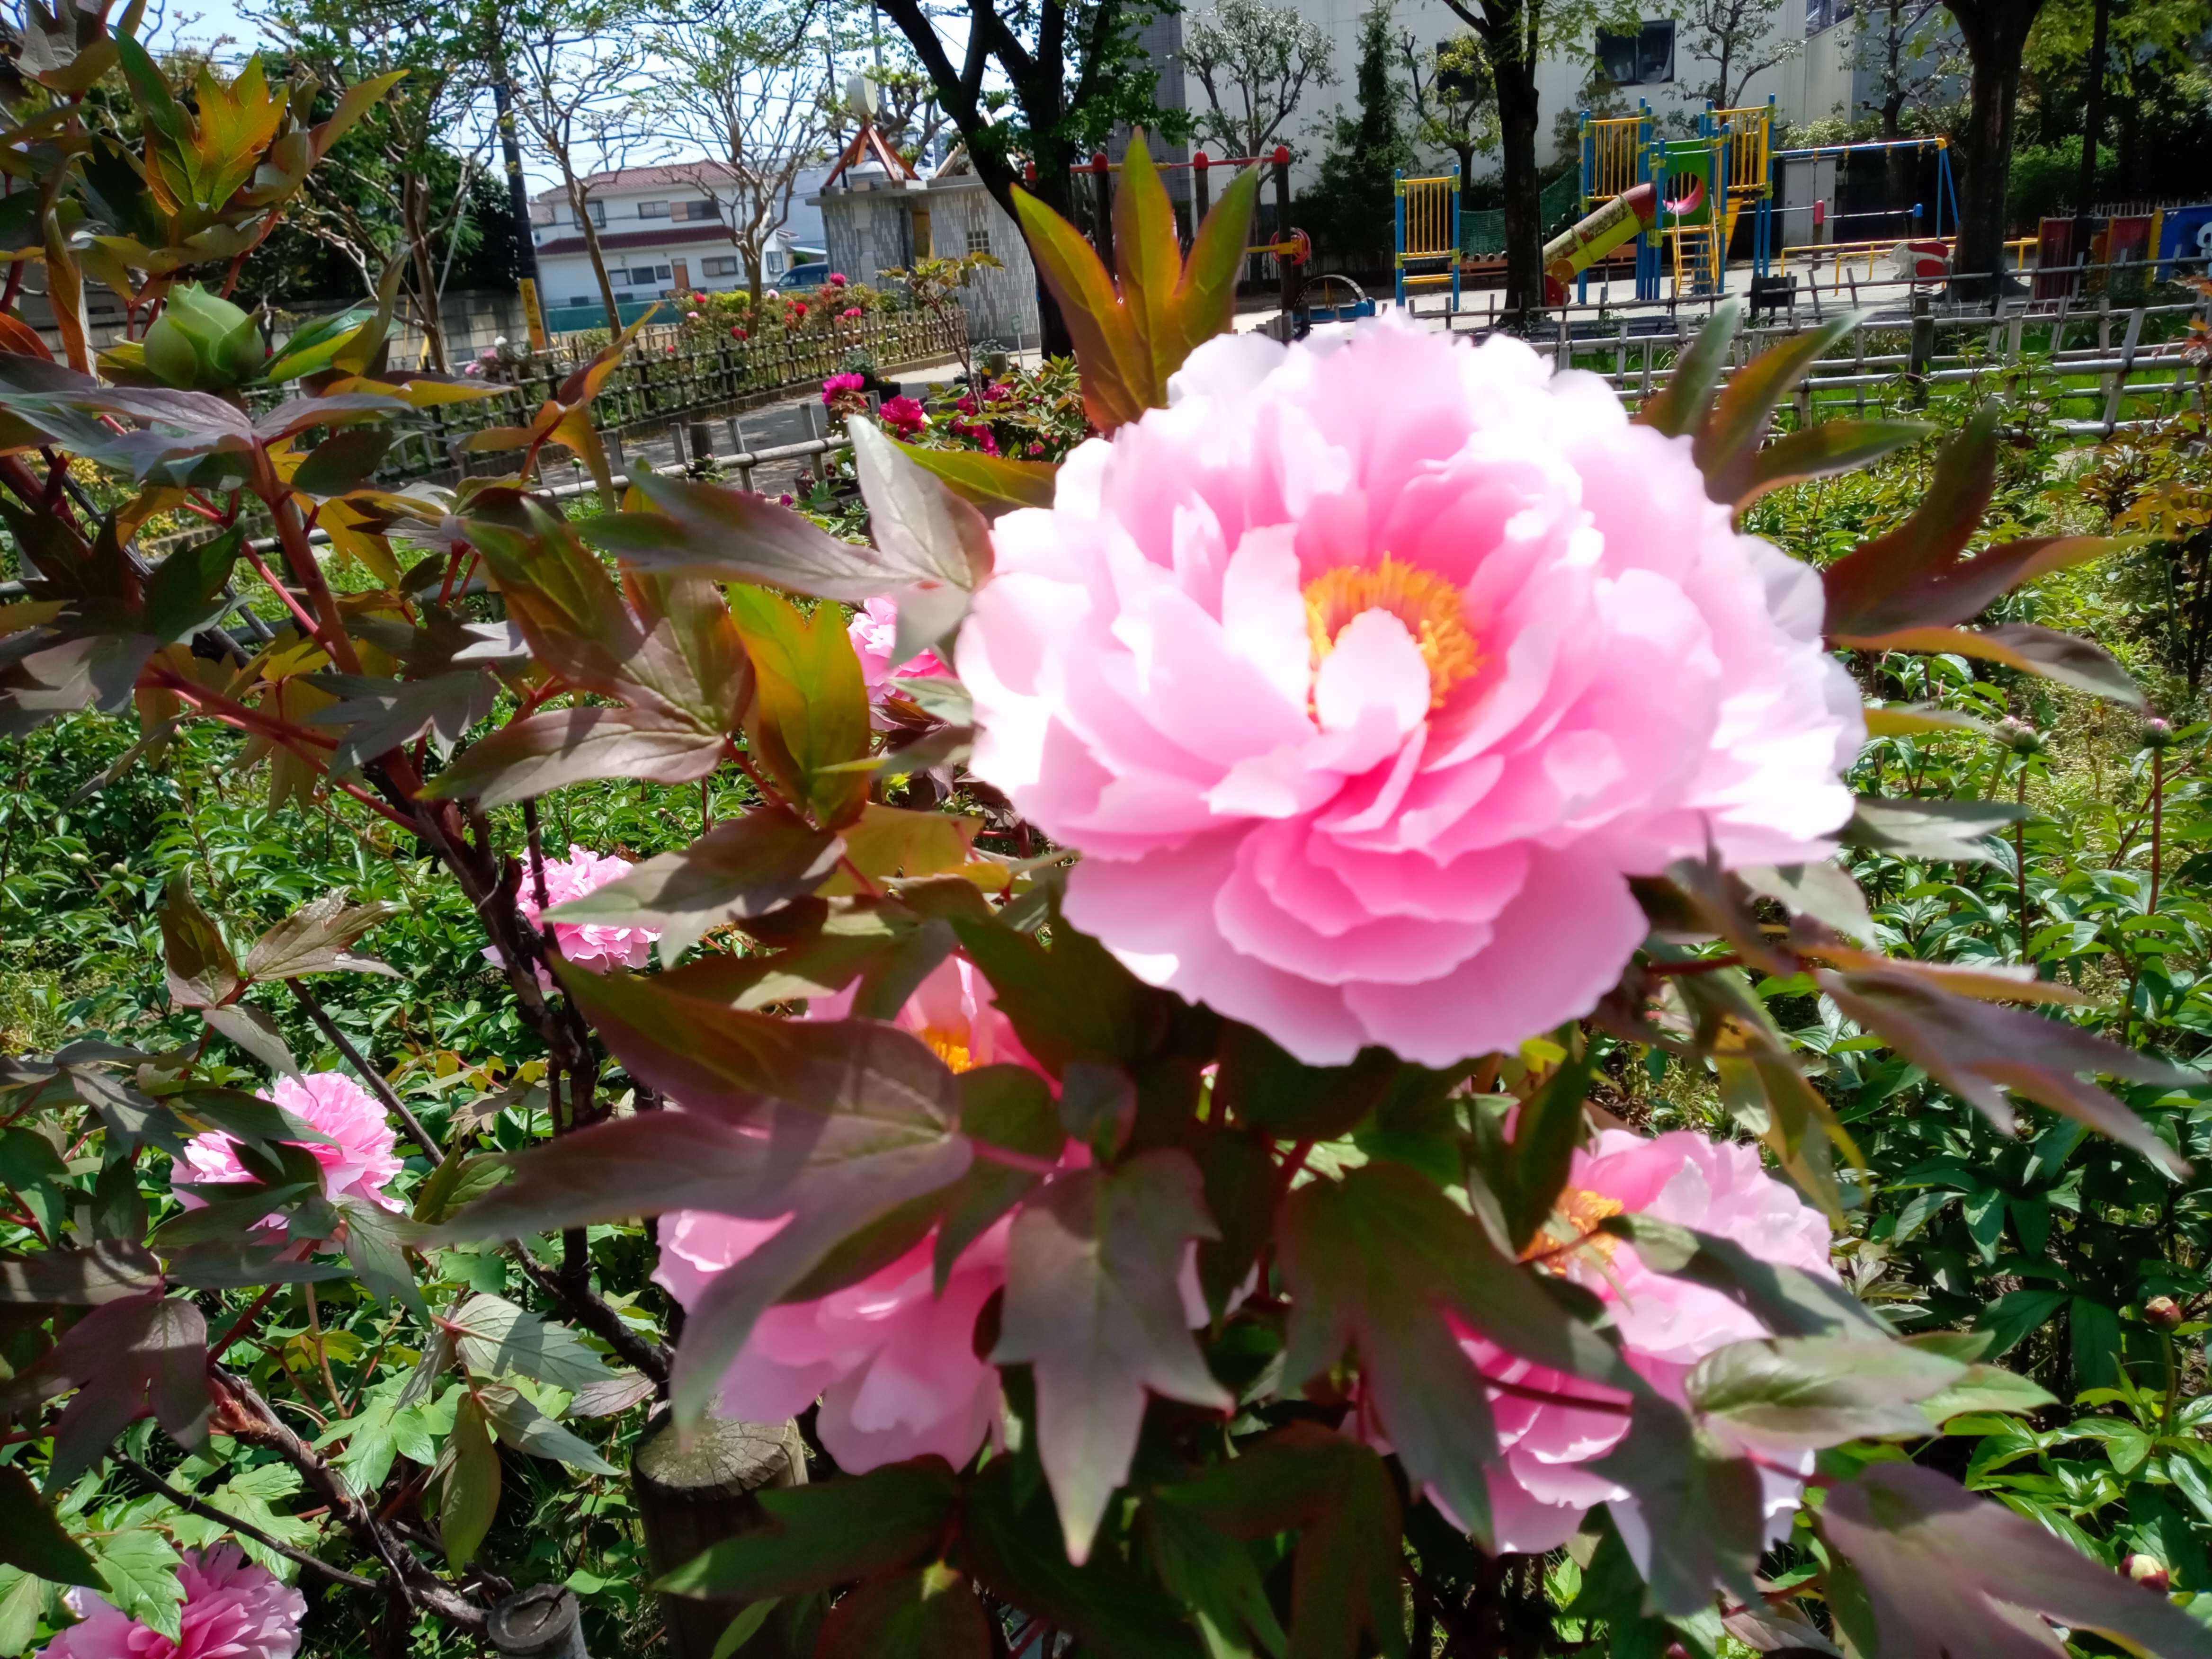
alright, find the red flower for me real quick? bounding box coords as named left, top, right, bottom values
left=828, top=272, right=848, bottom=286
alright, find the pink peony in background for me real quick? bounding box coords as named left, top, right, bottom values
left=654, top=954, right=1045, bottom=1469
left=1455, top=1129, right=1835, bottom=1557
left=958, top=319, right=1862, bottom=1066
left=848, top=597, right=956, bottom=696
left=41, top=1543, right=306, bottom=1659
left=484, top=849, right=658, bottom=982
left=177, top=1071, right=402, bottom=1214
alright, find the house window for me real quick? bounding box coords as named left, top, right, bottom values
left=702, top=255, right=741, bottom=277
left=637, top=200, right=669, bottom=218
left=766, top=250, right=785, bottom=275
left=572, top=200, right=606, bottom=229
left=1597, top=19, right=1674, bottom=84
left=672, top=200, right=719, bottom=222
left=965, top=227, right=991, bottom=255
left=654, top=264, right=672, bottom=281
left=569, top=294, right=590, bottom=306
left=615, top=291, right=634, bottom=303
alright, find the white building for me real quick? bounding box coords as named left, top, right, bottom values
left=527, top=163, right=831, bottom=313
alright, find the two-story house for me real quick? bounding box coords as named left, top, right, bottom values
left=527, top=163, right=830, bottom=324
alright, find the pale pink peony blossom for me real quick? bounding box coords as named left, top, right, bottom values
left=1456, top=1129, right=1835, bottom=1557
left=177, top=1071, right=403, bottom=1214
left=42, top=1543, right=307, bottom=1659
left=847, top=596, right=955, bottom=697
left=483, top=849, right=658, bottom=983
left=958, top=320, right=1862, bottom=1065
left=654, top=955, right=1044, bottom=1469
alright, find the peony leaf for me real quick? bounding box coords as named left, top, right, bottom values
left=892, top=440, right=1059, bottom=516
left=82, top=1527, right=184, bottom=1643
left=1731, top=419, right=1931, bottom=509
left=946, top=908, right=1177, bottom=1077
left=1859, top=702, right=1994, bottom=739
left=5, top=1292, right=212, bottom=1483
left=1279, top=1161, right=1642, bottom=1546
left=814, top=1569, right=992, bottom=1659
left=656, top=1458, right=959, bottom=1601
left=166, top=1087, right=336, bottom=1157
left=542, top=806, right=845, bottom=968
left=0, top=1239, right=161, bottom=1305
left=961, top=1458, right=1206, bottom=1659
left=1211, top=1023, right=1401, bottom=1142
left=1140, top=1495, right=1288, bottom=1659
left=448, top=1292, right=621, bottom=1393
left=1686, top=1336, right=1966, bottom=1445
left=1598, top=1213, right=1891, bottom=1339
left=1158, top=1421, right=1402, bottom=1659
left=441, top=1391, right=501, bottom=1571
left=1835, top=621, right=2142, bottom=705
left=993, top=1150, right=1231, bottom=1564
left=478, top=1382, right=618, bottom=1475
left=725, top=582, right=872, bottom=830
left=335, top=1197, right=425, bottom=1319
left=421, top=707, right=728, bottom=808
left=1739, top=861, right=1873, bottom=943
left=159, top=868, right=238, bottom=1008
left=1818, top=967, right=2193, bottom=1174
left=1840, top=795, right=2022, bottom=864
left=1011, top=185, right=1149, bottom=432
left=1820, top=1462, right=2212, bottom=1659
left=1636, top=301, right=1739, bottom=438
left=1176, top=147, right=1264, bottom=359
left=240, top=892, right=400, bottom=981
left=1478, top=1035, right=1595, bottom=1256
left=199, top=1002, right=299, bottom=1077
left=847, top=419, right=992, bottom=669
left=1587, top=1395, right=1766, bottom=1614
left=290, top=426, right=392, bottom=496
left=0, top=1466, right=101, bottom=1587
left=1693, top=312, right=1855, bottom=505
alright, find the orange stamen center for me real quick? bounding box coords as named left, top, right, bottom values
left=1302, top=555, right=1479, bottom=708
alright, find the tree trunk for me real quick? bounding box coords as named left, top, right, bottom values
left=1493, top=47, right=1543, bottom=326
left=403, top=179, right=449, bottom=372
left=2068, top=0, right=2109, bottom=272
left=569, top=178, right=622, bottom=325
left=1950, top=0, right=2045, bottom=301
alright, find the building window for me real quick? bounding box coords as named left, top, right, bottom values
left=572, top=200, right=606, bottom=229
left=1597, top=19, right=1674, bottom=84
left=654, top=264, right=672, bottom=281
left=702, top=255, right=741, bottom=277
left=672, top=200, right=719, bottom=222
left=965, top=228, right=991, bottom=255
left=615, top=292, right=633, bottom=303
left=569, top=294, right=590, bottom=306
left=637, top=199, right=669, bottom=218
left=766, top=250, right=785, bottom=275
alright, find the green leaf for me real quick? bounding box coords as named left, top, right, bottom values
left=168, top=1088, right=338, bottom=1160
left=1840, top=795, right=2023, bottom=864
left=1597, top=1213, right=1892, bottom=1339
left=335, top=1196, right=426, bottom=1319
left=544, top=806, right=844, bottom=967
left=0, top=1467, right=102, bottom=1586
left=479, top=1382, right=618, bottom=1475
left=657, top=1459, right=958, bottom=1600
left=709, top=1599, right=782, bottom=1659
left=815, top=1569, right=991, bottom=1659
left=1732, top=419, right=1931, bottom=509
left=993, top=1150, right=1231, bottom=1563
left=159, top=868, right=238, bottom=1008
left=422, top=706, right=728, bottom=808
left=1820, top=1461, right=2212, bottom=1658
left=1637, top=301, right=1739, bottom=438
left=0, top=1240, right=161, bottom=1305
left=892, top=440, right=1058, bottom=516
left=1277, top=1160, right=1641, bottom=1547
left=1480, top=1035, right=1594, bottom=1255
left=6, top=1293, right=210, bottom=1483
left=410, top=1153, right=511, bottom=1227
left=198, top=1001, right=299, bottom=1076
left=960, top=1457, right=1204, bottom=1659
left=946, top=907, right=1175, bottom=1076
left=724, top=583, right=872, bottom=829
left=1694, top=312, right=1857, bottom=503
left=142, top=525, right=242, bottom=643
left=1587, top=1396, right=1766, bottom=1616
left=290, top=427, right=392, bottom=497
left=847, top=419, right=993, bottom=667
left=82, top=1527, right=183, bottom=1642
left=1211, top=1025, right=1400, bottom=1142
left=1160, top=1421, right=1400, bottom=1659
left=1686, top=1336, right=1967, bottom=1445
left=0, top=1566, right=54, bottom=1656
left=238, top=892, right=400, bottom=981
left=1142, top=1497, right=1286, bottom=1659
left=440, top=1391, right=501, bottom=1571
left=447, top=1292, right=619, bottom=1392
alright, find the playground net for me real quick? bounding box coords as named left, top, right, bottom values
left=1460, top=173, right=1581, bottom=256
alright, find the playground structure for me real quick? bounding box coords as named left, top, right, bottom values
left=1573, top=101, right=1777, bottom=302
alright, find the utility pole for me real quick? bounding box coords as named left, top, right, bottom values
left=492, top=36, right=550, bottom=352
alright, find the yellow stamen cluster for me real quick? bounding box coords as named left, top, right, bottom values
left=1302, top=555, right=1480, bottom=709
left=919, top=1026, right=974, bottom=1073
left=1521, top=1187, right=1625, bottom=1273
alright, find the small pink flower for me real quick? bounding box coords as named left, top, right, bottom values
left=878, top=395, right=928, bottom=437
left=828, top=272, right=848, bottom=286
left=821, top=372, right=866, bottom=405
left=462, top=362, right=482, bottom=376
left=848, top=595, right=956, bottom=694
left=1456, top=1130, right=1834, bottom=1557
left=778, top=492, right=794, bottom=505
left=960, top=321, right=1860, bottom=1066
left=43, top=1544, right=306, bottom=1659
left=1026, top=441, right=1044, bottom=456
left=984, top=382, right=1010, bottom=402
left=841, top=306, right=862, bottom=320
left=512, top=849, right=657, bottom=974
left=687, top=310, right=701, bottom=321
left=177, top=1071, right=403, bottom=1216
left=954, top=393, right=977, bottom=416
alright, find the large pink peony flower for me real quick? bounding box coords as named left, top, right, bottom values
left=177, top=1071, right=403, bottom=1214
left=1457, top=1129, right=1835, bottom=1557
left=42, top=1543, right=307, bottom=1659
left=485, top=849, right=658, bottom=980
left=847, top=597, right=955, bottom=698
left=655, top=955, right=1045, bottom=1469
left=958, top=320, right=1862, bottom=1066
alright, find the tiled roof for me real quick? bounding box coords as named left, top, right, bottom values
left=533, top=224, right=738, bottom=256
left=530, top=161, right=746, bottom=202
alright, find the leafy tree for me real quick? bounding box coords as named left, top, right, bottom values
left=1948, top=0, right=2050, bottom=297
left=1400, top=28, right=1495, bottom=195
left=648, top=0, right=835, bottom=307
left=1676, top=0, right=1802, bottom=110
left=1847, top=0, right=1959, bottom=205
left=1179, top=0, right=1335, bottom=162
left=1303, top=0, right=1413, bottom=264
left=873, top=0, right=1190, bottom=355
